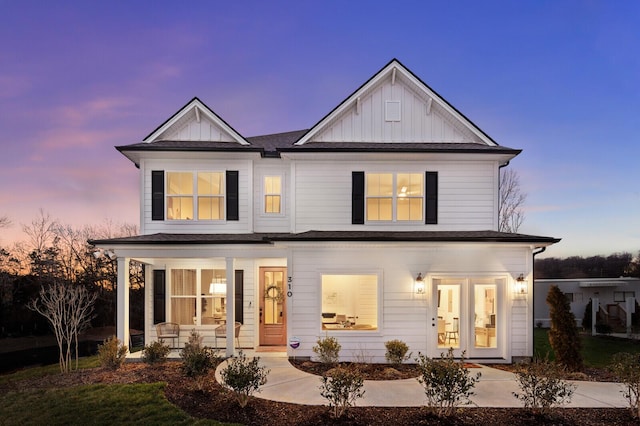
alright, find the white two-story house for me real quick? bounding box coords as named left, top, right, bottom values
left=91, top=59, right=559, bottom=363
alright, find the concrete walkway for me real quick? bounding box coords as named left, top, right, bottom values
left=215, top=353, right=629, bottom=408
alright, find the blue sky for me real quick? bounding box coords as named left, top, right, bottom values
left=1, top=0, right=638, bottom=258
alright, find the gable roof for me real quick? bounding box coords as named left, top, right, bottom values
left=142, top=97, right=249, bottom=145
left=295, top=59, right=498, bottom=146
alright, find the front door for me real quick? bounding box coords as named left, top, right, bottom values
left=259, top=267, right=287, bottom=346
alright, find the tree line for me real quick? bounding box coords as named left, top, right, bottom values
left=0, top=210, right=143, bottom=338
left=535, top=252, right=640, bottom=279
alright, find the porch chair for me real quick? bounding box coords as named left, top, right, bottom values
left=214, top=322, right=241, bottom=348
left=156, top=322, right=180, bottom=348
left=445, top=317, right=459, bottom=344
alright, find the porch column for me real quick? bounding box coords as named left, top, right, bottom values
left=225, top=257, right=235, bottom=357
left=116, top=257, right=130, bottom=351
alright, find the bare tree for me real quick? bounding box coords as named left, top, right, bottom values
left=28, top=282, right=97, bottom=372
left=0, top=215, right=10, bottom=229
left=499, top=168, right=526, bottom=233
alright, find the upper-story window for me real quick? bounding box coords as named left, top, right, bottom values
left=166, top=171, right=224, bottom=220
left=366, top=173, right=423, bottom=221
left=264, top=176, right=282, bottom=214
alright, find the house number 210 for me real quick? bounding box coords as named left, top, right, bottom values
left=287, top=276, right=293, bottom=297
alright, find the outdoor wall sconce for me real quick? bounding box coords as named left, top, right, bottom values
left=515, top=273, right=527, bottom=295
left=414, top=272, right=425, bottom=295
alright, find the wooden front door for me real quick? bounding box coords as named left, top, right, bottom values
left=259, top=267, right=287, bottom=346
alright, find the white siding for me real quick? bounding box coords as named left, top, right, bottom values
left=140, top=159, right=252, bottom=234
left=288, top=243, right=532, bottom=362
left=311, top=79, right=480, bottom=143
left=157, top=110, right=236, bottom=142
left=293, top=160, right=497, bottom=232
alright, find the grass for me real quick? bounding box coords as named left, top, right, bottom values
left=0, top=355, right=101, bottom=385
left=534, top=327, right=640, bottom=368
left=0, top=383, right=223, bottom=425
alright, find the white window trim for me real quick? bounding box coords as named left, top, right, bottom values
left=261, top=174, right=285, bottom=217
left=317, top=269, right=383, bottom=335
left=165, top=170, right=226, bottom=222
left=365, top=172, right=424, bottom=223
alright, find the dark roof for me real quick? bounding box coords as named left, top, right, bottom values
left=90, top=230, right=560, bottom=246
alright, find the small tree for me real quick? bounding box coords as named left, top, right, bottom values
left=415, top=348, right=481, bottom=417
left=220, top=351, right=269, bottom=408
left=582, top=298, right=592, bottom=330
left=546, top=285, right=583, bottom=372
left=319, top=366, right=365, bottom=418
left=512, top=357, right=575, bottom=415
left=610, top=352, right=640, bottom=418
left=28, top=282, right=97, bottom=373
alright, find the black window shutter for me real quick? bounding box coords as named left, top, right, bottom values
left=151, top=171, right=165, bottom=221
left=425, top=171, right=438, bottom=224
left=153, top=270, right=166, bottom=324
left=226, top=170, right=239, bottom=221
left=352, top=171, right=365, bottom=224
left=234, top=270, right=244, bottom=324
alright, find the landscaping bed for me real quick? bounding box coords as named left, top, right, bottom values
left=1, top=361, right=636, bottom=425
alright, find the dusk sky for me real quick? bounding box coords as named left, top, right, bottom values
left=1, top=1, right=638, bottom=258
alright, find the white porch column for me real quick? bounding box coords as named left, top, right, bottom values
left=225, top=257, right=235, bottom=357
left=116, top=257, right=131, bottom=351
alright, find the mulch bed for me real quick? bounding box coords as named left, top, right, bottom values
left=1, top=361, right=637, bottom=425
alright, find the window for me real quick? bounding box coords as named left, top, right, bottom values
left=366, top=173, right=423, bottom=221
left=564, top=293, right=574, bottom=303
left=320, top=274, right=378, bottom=331
left=170, top=268, right=226, bottom=325
left=614, top=291, right=635, bottom=302
left=166, top=172, right=224, bottom=220
left=264, top=176, right=282, bottom=214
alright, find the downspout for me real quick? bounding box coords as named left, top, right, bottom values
left=532, top=246, right=547, bottom=358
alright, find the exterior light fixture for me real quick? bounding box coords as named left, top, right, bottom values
left=515, top=273, right=527, bottom=295
left=415, top=272, right=425, bottom=294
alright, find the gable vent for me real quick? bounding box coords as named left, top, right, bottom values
left=385, top=101, right=401, bottom=122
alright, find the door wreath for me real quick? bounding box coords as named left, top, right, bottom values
left=265, top=284, right=284, bottom=302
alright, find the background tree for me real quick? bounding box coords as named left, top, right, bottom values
left=546, top=285, right=583, bottom=372
left=499, top=168, right=526, bottom=233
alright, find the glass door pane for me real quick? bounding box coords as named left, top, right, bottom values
left=436, top=281, right=461, bottom=350
left=474, top=284, right=497, bottom=348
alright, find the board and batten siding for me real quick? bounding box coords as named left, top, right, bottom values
left=140, top=159, right=252, bottom=234
left=293, top=160, right=497, bottom=232
left=288, top=243, right=532, bottom=362
left=311, top=78, right=480, bottom=144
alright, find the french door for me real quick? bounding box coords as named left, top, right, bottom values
left=431, top=277, right=504, bottom=359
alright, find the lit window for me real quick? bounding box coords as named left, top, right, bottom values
left=320, top=275, right=378, bottom=331
left=198, top=172, right=224, bottom=220
left=264, top=176, right=282, bottom=214
left=166, top=171, right=224, bottom=220
left=167, top=172, right=194, bottom=220
left=366, top=173, right=423, bottom=221
left=170, top=268, right=226, bottom=325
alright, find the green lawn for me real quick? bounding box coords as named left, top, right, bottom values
left=534, top=327, right=640, bottom=368
left=0, top=357, right=233, bottom=425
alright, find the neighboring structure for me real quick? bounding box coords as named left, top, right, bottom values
left=534, top=277, right=640, bottom=329
left=91, top=59, right=559, bottom=363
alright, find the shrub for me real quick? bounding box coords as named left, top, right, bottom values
left=546, top=285, right=583, bottom=372
left=142, top=341, right=170, bottom=365
left=312, top=335, right=341, bottom=364
left=415, top=348, right=481, bottom=417
left=320, top=366, right=365, bottom=418
left=220, top=351, right=269, bottom=408
left=180, top=330, right=220, bottom=389
left=582, top=298, right=593, bottom=330
left=97, top=336, right=128, bottom=370
left=384, top=339, right=411, bottom=365
left=512, top=357, right=575, bottom=415
left=609, top=352, right=640, bottom=418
